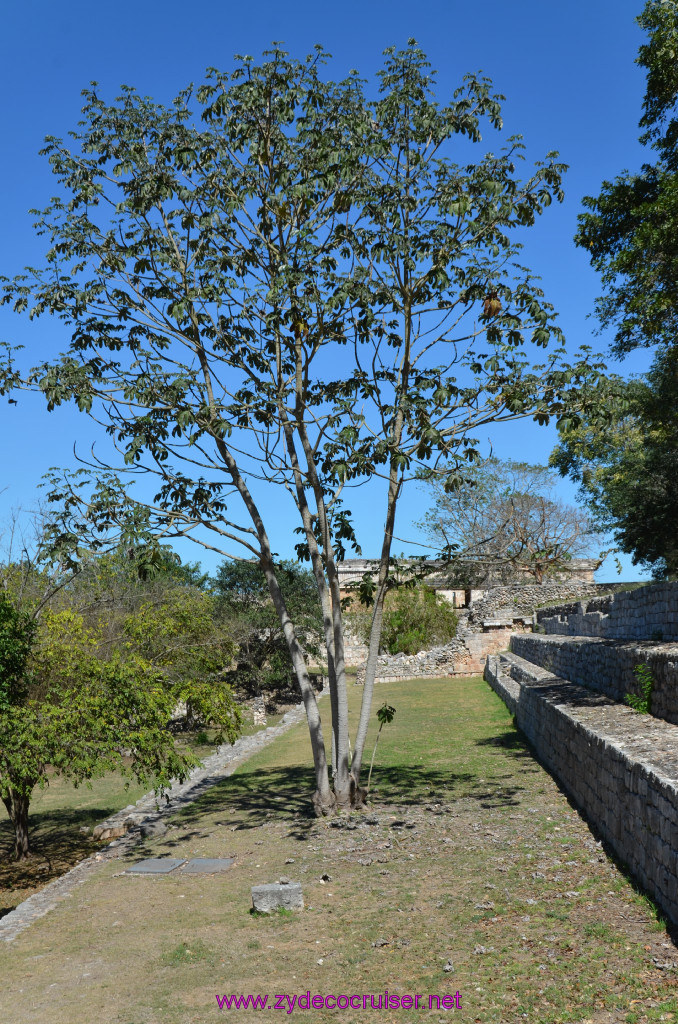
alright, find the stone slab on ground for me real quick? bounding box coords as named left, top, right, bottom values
left=126, top=858, right=186, bottom=874
left=251, top=882, right=304, bottom=913
left=181, top=858, right=235, bottom=874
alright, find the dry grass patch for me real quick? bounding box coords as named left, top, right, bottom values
left=0, top=677, right=676, bottom=1024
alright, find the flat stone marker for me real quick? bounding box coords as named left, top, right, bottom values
left=127, top=858, right=186, bottom=874
left=181, top=858, right=235, bottom=874
left=252, top=882, right=304, bottom=913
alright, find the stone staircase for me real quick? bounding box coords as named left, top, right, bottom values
left=484, top=581, right=678, bottom=928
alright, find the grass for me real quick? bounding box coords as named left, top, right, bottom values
left=0, top=769, right=152, bottom=917
left=0, top=676, right=676, bottom=1024
left=0, top=712, right=284, bottom=916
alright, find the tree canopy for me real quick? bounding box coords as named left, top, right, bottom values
left=1, top=42, right=605, bottom=813
left=551, top=355, right=678, bottom=577
left=575, top=0, right=678, bottom=355
left=0, top=534, right=241, bottom=859
left=555, top=2, right=678, bottom=576
left=417, top=459, right=598, bottom=584
left=212, top=559, right=324, bottom=698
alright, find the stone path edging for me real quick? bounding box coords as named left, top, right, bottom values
left=0, top=697, right=321, bottom=943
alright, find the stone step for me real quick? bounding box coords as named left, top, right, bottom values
left=484, top=650, right=678, bottom=928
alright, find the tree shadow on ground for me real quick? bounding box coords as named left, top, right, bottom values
left=0, top=806, right=115, bottom=913
left=475, top=729, right=543, bottom=776
left=153, top=762, right=527, bottom=848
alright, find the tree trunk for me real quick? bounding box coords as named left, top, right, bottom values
left=260, top=556, right=335, bottom=814
left=2, top=788, right=32, bottom=860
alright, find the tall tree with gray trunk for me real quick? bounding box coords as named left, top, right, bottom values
left=1, top=42, right=605, bottom=813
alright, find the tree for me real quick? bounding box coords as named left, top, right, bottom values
left=417, top=459, right=598, bottom=584
left=1, top=42, right=604, bottom=814
left=551, top=355, right=678, bottom=577
left=212, top=559, right=323, bottom=700
left=0, top=598, right=240, bottom=860
left=554, top=2, right=678, bottom=576
left=0, top=526, right=240, bottom=858
left=575, top=0, right=678, bottom=355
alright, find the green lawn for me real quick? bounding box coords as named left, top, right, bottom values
left=1, top=677, right=676, bottom=1024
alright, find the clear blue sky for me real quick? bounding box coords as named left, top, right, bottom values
left=0, top=0, right=654, bottom=581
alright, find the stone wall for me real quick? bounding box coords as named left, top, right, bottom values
left=342, top=625, right=369, bottom=668
left=355, top=614, right=529, bottom=682
left=536, top=582, right=678, bottom=641
left=484, top=650, right=678, bottom=928
left=510, top=633, right=678, bottom=726
left=347, top=578, right=638, bottom=682
left=468, top=580, right=603, bottom=625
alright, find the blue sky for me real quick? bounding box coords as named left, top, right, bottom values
left=0, top=0, right=655, bottom=580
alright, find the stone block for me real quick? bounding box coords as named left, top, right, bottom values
left=251, top=882, right=304, bottom=913
left=182, top=858, right=235, bottom=874
left=127, top=858, right=186, bottom=874
left=93, top=823, right=127, bottom=841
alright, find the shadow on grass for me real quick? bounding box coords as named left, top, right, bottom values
left=475, top=730, right=540, bottom=762
left=0, top=805, right=116, bottom=910
left=153, top=762, right=527, bottom=849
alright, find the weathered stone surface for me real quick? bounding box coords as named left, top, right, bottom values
left=126, top=858, right=186, bottom=874
left=181, top=858, right=235, bottom=874
left=251, top=882, right=304, bottom=913
left=484, top=650, right=678, bottom=928
left=536, top=582, right=678, bottom=642
left=511, top=633, right=678, bottom=725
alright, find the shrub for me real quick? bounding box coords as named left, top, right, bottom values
left=350, top=586, right=458, bottom=656
left=625, top=663, right=654, bottom=714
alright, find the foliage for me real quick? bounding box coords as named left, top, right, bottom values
left=376, top=702, right=397, bottom=727
left=351, top=585, right=458, bottom=655
left=417, top=459, right=598, bottom=584
left=626, top=663, right=655, bottom=714
left=0, top=595, right=36, bottom=713
left=212, top=560, right=323, bottom=697
left=0, top=542, right=241, bottom=858
left=556, top=3, right=678, bottom=578
left=575, top=0, right=678, bottom=355
left=551, top=353, right=678, bottom=577
left=0, top=42, right=606, bottom=812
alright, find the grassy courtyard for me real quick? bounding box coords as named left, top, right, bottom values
left=1, top=676, right=676, bottom=1024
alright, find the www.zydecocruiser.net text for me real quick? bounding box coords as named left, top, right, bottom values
left=215, top=991, right=462, bottom=1012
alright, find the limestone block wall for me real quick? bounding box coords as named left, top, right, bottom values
left=485, top=651, right=678, bottom=928
left=510, top=633, right=678, bottom=726
left=468, top=580, right=602, bottom=625
left=536, top=582, right=678, bottom=641
left=356, top=623, right=519, bottom=683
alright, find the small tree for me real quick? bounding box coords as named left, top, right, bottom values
left=1, top=43, right=605, bottom=814
left=366, top=702, right=396, bottom=797
left=0, top=597, right=241, bottom=860
left=417, top=459, right=598, bottom=584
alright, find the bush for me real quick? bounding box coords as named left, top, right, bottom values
left=350, top=586, right=458, bottom=656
